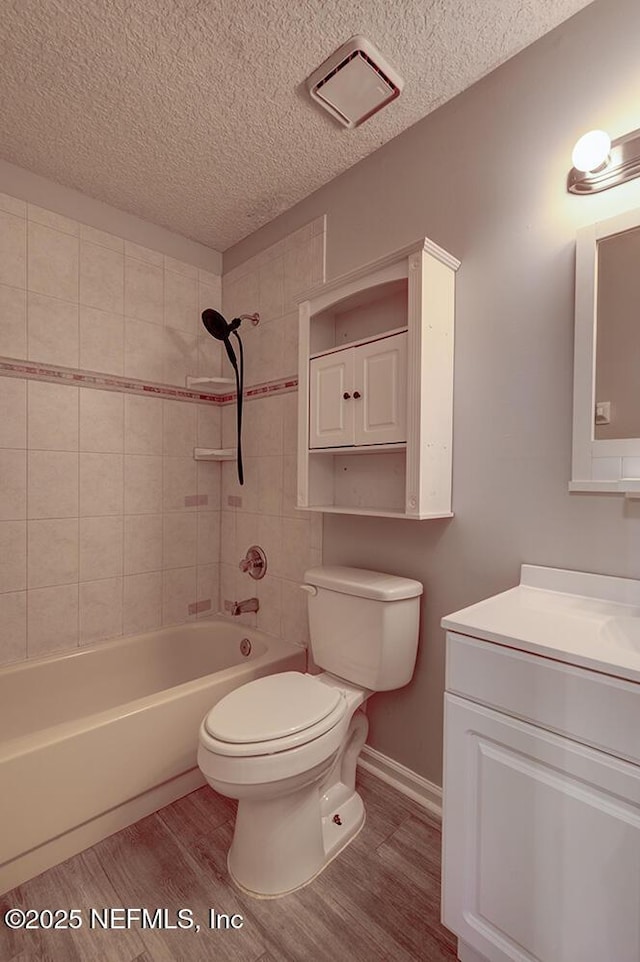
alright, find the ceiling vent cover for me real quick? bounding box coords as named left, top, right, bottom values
left=307, top=36, right=404, bottom=129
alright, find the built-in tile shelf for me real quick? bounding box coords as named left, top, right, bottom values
left=193, top=447, right=236, bottom=461
left=185, top=376, right=235, bottom=394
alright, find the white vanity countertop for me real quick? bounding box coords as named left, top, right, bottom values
left=441, top=564, right=640, bottom=684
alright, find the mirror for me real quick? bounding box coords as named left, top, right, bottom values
left=571, top=206, right=640, bottom=495
left=595, top=225, right=640, bottom=439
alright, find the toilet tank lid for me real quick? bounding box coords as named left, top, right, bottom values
left=304, top=566, right=423, bottom=601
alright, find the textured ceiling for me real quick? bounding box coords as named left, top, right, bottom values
left=0, top=0, right=594, bottom=251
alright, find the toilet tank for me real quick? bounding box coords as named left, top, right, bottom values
left=303, top=566, right=423, bottom=691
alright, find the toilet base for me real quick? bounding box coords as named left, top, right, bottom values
left=226, top=709, right=369, bottom=898
left=228, top=784, right=365, bottom=899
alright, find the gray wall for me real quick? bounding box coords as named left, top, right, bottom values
left=225, top=0, right=640, bottom=786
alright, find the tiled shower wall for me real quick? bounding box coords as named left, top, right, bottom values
left=219, top=218, right=325, bottom=646
left=0, top=191, right=223, bottom=667
left=0, top=190, right=324, bottom=668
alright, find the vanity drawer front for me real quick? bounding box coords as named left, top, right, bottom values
left=446, top=631, right=640, bottom=765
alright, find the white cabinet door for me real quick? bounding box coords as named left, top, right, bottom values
left=309, top=333, right=407, bottom=449
left=354, top=332, right=407, bottom=446
left=309, top=350, right=354, bottom=448
left=442, top=693, right=640, bottom=962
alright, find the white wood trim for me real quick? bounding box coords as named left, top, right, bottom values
left=357, top=744, right=443, bottom=819
left=569, top=480, right=625, bottom=492
left=302, top=504, right=453, bottom=519
left=589, top=436, right=640, bottom=457
left=300, top=236, right=461, bottom=306
left=309, top=326, right=408, bottom=360
left=593, top=204, right=640, bottom=240
left=570, top=479, right=640, bottom=496
left=572, top=222, right=598, bottom=483
left=297, top=302, right=312, bottom=508
left=422, top=256, right=455, bottom=515
left=307, top=260, right=407, bottom=315
left=308, top=442, right=407, bottom=456
left=405, top=248, right=455, bottom=516
left=405, top=249, right=423, bottom=515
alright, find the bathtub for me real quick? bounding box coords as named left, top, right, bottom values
left=0, top=618, right=305, bottom=894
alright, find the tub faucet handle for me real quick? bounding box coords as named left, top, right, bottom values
left=239, top=545, right=267, bottom=580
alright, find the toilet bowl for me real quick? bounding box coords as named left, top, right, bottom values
left=197, top=671, right=370, bottom=896
left=197, top=565, right=423, bottom=897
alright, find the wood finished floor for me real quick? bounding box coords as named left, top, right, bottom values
left=1, top=769, right=457, bottom=962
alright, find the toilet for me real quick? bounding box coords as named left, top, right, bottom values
left=197, top=565, right=423, bottom=897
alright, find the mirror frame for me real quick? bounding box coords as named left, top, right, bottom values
left=571, top=205, right=640, bottom=497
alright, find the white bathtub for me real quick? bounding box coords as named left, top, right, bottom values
left=0, top=618, right=305, bottom=894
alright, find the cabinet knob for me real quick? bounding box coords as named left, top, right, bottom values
left=353, top=391, right=361, bottom=399
left=343, top=392, right=351, bottom=400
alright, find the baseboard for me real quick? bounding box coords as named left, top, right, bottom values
left=357, top=745, right=442, bottom=819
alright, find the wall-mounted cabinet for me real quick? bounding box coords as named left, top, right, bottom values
left=297, top=238, right=460, bottom=519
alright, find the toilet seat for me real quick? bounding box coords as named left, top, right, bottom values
left=202, top=672, right=347, bottom=757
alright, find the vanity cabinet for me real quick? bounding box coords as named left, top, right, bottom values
left=309, top=331, right=407, bottom=449
left=441, top=565, right=640, bottom=962
left=298, top=238, right=460, bottom=519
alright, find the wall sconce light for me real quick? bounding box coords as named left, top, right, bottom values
left=568, top=126, right=640, bottom=194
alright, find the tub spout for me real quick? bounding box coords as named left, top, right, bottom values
left=231, top=597, right=259, bottom=616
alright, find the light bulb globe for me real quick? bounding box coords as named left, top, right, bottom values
left=571, top=130, right=611, bottom=173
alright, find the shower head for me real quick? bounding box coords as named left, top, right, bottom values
left=201, top=309, right=241, bottom=341
left=201, top=309, right=259, bottom=341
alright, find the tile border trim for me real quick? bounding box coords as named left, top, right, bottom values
left=0, top=356, right=298, bottom=404
left=243, top=377, right=298, bottom=402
